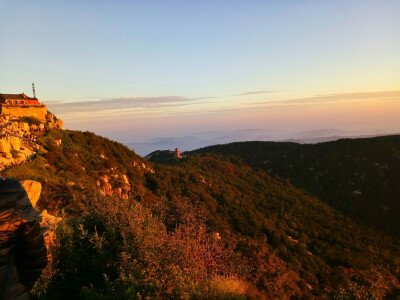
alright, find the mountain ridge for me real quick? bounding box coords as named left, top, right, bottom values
left=188, top=135, right=400, bottom=237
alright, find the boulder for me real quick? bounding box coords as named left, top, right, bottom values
left=115, top=187, right=122, bottom=198
left=10, top=137, right=20, bottom=151
left=57, top=119, right=63, bottom=129
left=22, top=180, right=42, bottom=207
left=122, top=175, right=129, bottom=184
left=0, top=156, right=12, bottom=167
left=12, top=123, right=19, bottom=131
left=19, top=122, right=30, bottom=131
left=14, top=158, right=24, bottom=164
left=0, top=139, right=11, bottom=153
left=100, top=182, right=113, bottom=196
left=100, top=175, right=109, bottom=183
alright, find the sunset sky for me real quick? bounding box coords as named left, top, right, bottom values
left=1, top=0, right=399, bottom=154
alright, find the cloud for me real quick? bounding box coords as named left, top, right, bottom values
left=233, top=90, right=275, bottom=96
left=46, top=89, right=279, bottom=116
left=250, top=91, right=400, bottom=107
left=47, top=95, right=216, bottom=114
left=48, top=90, right=400, bottom=124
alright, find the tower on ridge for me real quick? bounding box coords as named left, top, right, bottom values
left=32, top=82, right=36, bottom=99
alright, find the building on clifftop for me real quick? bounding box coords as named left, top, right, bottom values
left=0, top=93, right=47, bottom=121
left=0, top=93, right=40, bottom=105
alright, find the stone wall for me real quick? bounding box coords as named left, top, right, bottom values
left=0, top=104, right=47, bottom=121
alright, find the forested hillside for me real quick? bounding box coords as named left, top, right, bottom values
left=5, top=130, right=400, bottom=299
left=190, top=135, right=400, bottom=237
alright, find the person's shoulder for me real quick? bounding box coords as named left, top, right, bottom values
left=0, top=177, right=23, bottom=193
left=0, top=177, right=39, bottom=222
left=0, top=177, right=26, bottom=208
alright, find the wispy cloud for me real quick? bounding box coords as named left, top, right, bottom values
left=46, top=89, right=279, bottom=115
left=48, top=90, right=400, bottom=122
left=250, top=91, right=400, bottom=107
left=47, top=96, right=216, bottom=114
left=233, top=90, right=275, bottom=96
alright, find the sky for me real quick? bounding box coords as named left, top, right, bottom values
left=1, top=0, right=399, bottom=155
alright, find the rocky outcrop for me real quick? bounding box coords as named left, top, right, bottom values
left=0, top=111, right=63, bottom=171
left=132, top=159, right=155, bottom=173
left=56, top=119, right=63, bottom=129
left=98, top=172, right=131, bottom=199
left=0, top=139, right=11, bottom=153
left=46, top=112, right=63, bottom=129
left=10, top=136, right=20, bottom=151
left=99, top=175, right=113, bottom=197
left=22, top=180, right=42, bottom=207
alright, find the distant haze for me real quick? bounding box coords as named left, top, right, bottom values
left=126, top=130, right=399, bottom=156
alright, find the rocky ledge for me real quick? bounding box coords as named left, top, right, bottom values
left=0, top=112, right=62, bottom=172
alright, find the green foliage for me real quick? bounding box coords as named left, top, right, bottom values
left=146, top=153, right=400, bottom=297
left=190, top=136, right=400, bottom=236
left=6, top=129, right=146, bottom=212
left=18, top=116, right=42, bottom=126
left=335, top=266, right=400, bottom=299
left=33, top=194, right=250, bottom=299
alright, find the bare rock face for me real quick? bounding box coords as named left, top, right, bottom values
left=122, top=175, right=129, bottom=184
left=45, top=112, right=63, bottom=130
left=40, top=211, right=62, bottom=273
left=19, top=122, right=30, bottom=131
left=22, top=180, right=42, bottom=207
left=115, top=187, right=122, bottom=198
left=56, top=119, right=63, bottom=129
left=101, top=182, right=113, bottom=196
left=10, top=136, right=20, bottom=151
left=99, top=175, right=113, bottom=196
left=0, top=139, right=11, bottom=153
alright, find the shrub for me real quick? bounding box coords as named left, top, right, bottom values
left=32, top=194, right=248, bottom=299
left=335, top=266, right=400, bottom=299
left=18, top=116, right=42, bottom=126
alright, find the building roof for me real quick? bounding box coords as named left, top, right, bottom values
left=0, top=93, right=38, bottom=100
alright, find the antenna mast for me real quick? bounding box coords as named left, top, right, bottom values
left=32, top=82, right=36, bottom=98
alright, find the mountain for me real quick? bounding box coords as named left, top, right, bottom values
left=190, top=136, right=400, bottom=237
left=4, top=129, right=400, bottom=299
